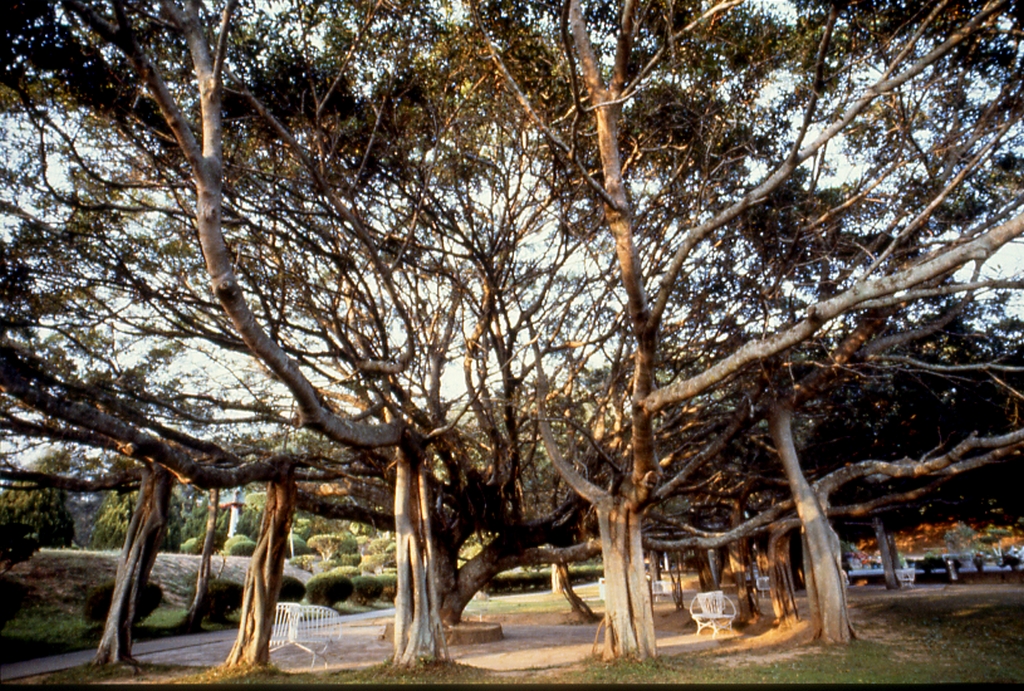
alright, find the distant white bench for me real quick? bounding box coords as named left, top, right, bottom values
left=651, top=579, right=672, bottom=602
left=689, top=590, right=737, bottom=637
left=270, top=602, right=345, bottom=668
left=755, top=575, right=770, bottom=599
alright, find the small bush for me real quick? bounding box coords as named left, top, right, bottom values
left=350, top=575, right=384, bottom=604
left=84, top=580, right=163, bottom=624
left=337, top=553, right=362, bottom=567
left=205, top=579, right=245, bottom=622
left=289, top=554, right=317, bottom=572
left=223, top=534, right=257, bottom=557
left=279, top=575, right=306, bottom=603
left=180, top=537, right=202, bottom=555
left=374, top=573, right=397, bottom=602
left=328, top=565, right=361, bottom=578
left=919, top=553, right=946, bottom=574
left=306, top=571, right=353, bottom=606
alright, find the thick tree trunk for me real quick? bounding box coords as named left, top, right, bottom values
left=94, top=463, right=172, bottom=665
left=874, top=517, right=900, bottom=590
left=769, top=404, right=854, bottom=643
left=393, top=449, right=448, bottom=666
left=595, top=498, right=656, bottom=661
left=767, top=525, right=800, bottom=628
left=185, top=487, right=219, bottom=633
left=224, top=469, right=296, bottom=667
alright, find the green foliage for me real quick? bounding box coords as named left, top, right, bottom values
left=0, top=486, right=75, bottom=548
left=307, top=533, right=357, bottom=561
left=179, top=537, right=202, bottom=555
left=289, top=554, right=317, bottom=572
left=222, top=534, right=257, bottom=557
left=944, top=523, right=979, bottom=555
left=366, top=536, right=395, bottom=556
left=88, top=491, right=135, bottom=550
left=337, top=553, right=361, bottom=567
left=327, top=565, right=360, bottom=578
left=278, top=575, right=306, bottom=603
left=375, top=573, right=397, bottom=602
left=919, top=553, right=946, bottom=574
left=83, top=580, right=163, bottom=623
left=204, top=580, right=244, bottom=623
left=0, top=523, right=40, bottom=574
left=305, top=571, right=353, bottom=606
left=0, top=578, right=29, bottom=631
left=487, top=569, right=552, bottom=595
left=350, top=575, right=384, bottom=604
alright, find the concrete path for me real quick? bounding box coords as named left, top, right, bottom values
left=1, top=605, right=725, bottom=681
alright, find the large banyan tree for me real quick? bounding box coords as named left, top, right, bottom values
left=1, top=0, right=1023, bottom=669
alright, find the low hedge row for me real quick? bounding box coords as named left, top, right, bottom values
left=486, top=565, right=604, bottom=595
left=84, top=581, right=164, bottom=624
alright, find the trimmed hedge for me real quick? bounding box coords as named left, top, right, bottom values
left=485, top=565, right=604, bottom=595
left=350, top=575, right=384, bottom=604
left=337, top=553, right=362, bottom=567
left=289, top=554, right=317, bottom=572
left=179, top=537, right=202, bottom=555
left=279, top=575, right=306, bottom=603
left=375, top=573, right=397, bottom=602
left=84, top=580, right=163, bottom=624
left=205, top=579, right=244, bottom=622
left=223, top=534, right=257, bottom=557
left=305, top=571, right=353, bottom=606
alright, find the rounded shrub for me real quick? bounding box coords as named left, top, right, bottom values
left=375, top=573, right=397, bottom=602
left=279, top=575, right=306, bottom=603
left=223, top=534, right=257, bottom=557
left=84, top=580, right=163, bottom=624
left=205, top=579, right=245, bottom=622
left=180, top=537, right=202, bottom=555
left=289, top=554, right=317, bottom=572
left=328, top=565, right=360, bottom=578
left=350, top=575, right=384, bottom=604
left=305, top=571, right=353, bottom=606
left=337, top=553, right=362, bottom=567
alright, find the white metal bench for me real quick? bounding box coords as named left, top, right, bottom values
left=270, top=602, right=345, bottom=668
left=651, top=579, right=673, bottom=602
left=689, top=590, right=737, bottom=637
left=755, top=575, right=770, bottom=599
left=896, top=567, right=916, bottom=588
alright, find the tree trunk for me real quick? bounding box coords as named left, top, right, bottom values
left=770, top=403, right=854, bottom=643
left=874, top=517, right=900, bottom=590
left=94, top=463, right=172, bottom=665
left=767, top=525, right=800, bottom=628
left=393, top=447, right=448, bottom=666
left=696, top=549, right=718, bottom=591
left=727, top=537, right=758, bottom=623
left=185, top=487, right=219, bottom=633
left=224, top=468, right=296, bottom=667
left=668, top=552, right=686, bottom=611
left=595, top=497, right=656, bottom=661
left=555, top=562, right=599, bottom=622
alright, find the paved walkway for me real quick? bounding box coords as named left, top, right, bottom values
left=1, top=606, right=724, bottom=681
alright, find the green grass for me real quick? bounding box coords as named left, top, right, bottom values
left=0, top=604, right=239, bottom=664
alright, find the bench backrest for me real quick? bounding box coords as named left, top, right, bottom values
left=692, top=590, right=731, bottom=616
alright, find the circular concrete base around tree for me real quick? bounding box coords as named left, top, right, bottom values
left=382, top=621, right=504, bottom=645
